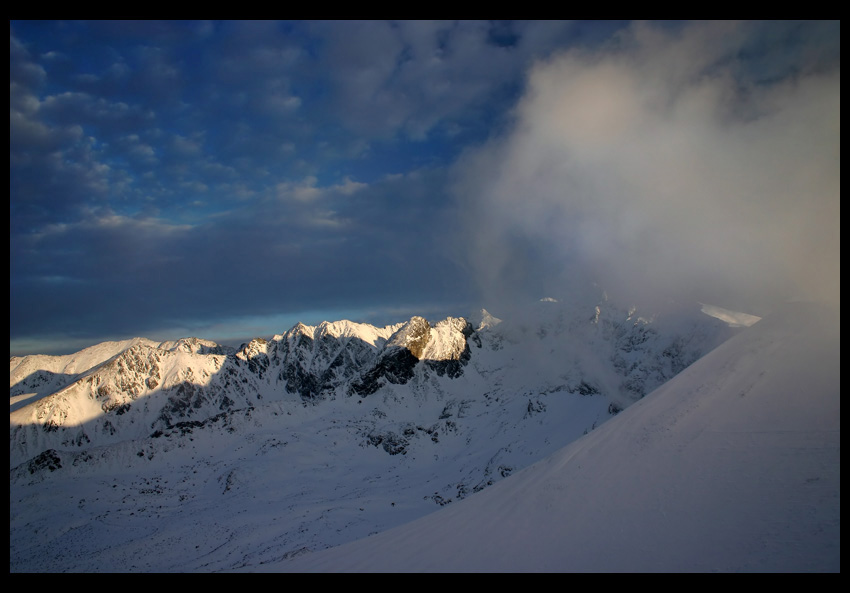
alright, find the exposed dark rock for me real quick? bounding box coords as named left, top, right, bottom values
left=576, top=381, right=600, bottom=396
left=28, top=449, right=62, bottom=474
left=525, top=399, right=546, bottom=418
left=367, top=431, right=409, bottom=455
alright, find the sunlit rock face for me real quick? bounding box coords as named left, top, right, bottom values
left=386, top=316, right=431, bottom=359
left=423, top=317, right=474, bottom=379
left=350, top=317, right=432, bottom=396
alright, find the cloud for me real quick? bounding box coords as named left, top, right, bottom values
left=454, top=21, right=840, bottom=315
left=313, top=20, right=584, bottom=141
left=9, top=31, right=46, bottom=88
left=10, top=168, right=470, bottom=351
left=12, top=21, right=837, bottom=356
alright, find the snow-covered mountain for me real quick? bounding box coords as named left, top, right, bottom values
left=269, top=301, right=840, bottom=573
left=11, top=295, right=750, bottom=572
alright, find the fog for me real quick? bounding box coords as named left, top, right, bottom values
left=454, top=21, right=840, bottom=317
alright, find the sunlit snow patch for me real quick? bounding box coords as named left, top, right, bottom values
left=699, top=303, right=761, bottom=327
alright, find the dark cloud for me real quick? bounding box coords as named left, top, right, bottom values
left=11, top=167, right=469, bottom=352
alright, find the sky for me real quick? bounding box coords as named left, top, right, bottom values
left=10, top=20, right=840, bottom=356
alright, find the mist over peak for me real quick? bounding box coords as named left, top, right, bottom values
left=453, top=20, right=839, bottom=319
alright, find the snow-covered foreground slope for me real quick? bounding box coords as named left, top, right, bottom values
left=269, top=301, right=840, bottom=573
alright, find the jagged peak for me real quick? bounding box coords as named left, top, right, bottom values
left=421, top=317, right=472, bottom=361
left=385, top=316, right=432, bottom=359
left=469, top=309, right=502, bottom=332
left=235, top=337, right=270, bottom=363
left=274, top=319, right=400, bottom=349
left=99, top=340, right=173, bottom=370
left=315, top=319, right=398, bottom=347
left=158, top=336, right=229, bottom=355
left=292, top=322, right=312, bottom=334
left=274, top=322, right=315, bottom=343
left=432, top=316, right=468, bottom=330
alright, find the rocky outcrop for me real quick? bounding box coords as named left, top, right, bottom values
left=385, top=316, right=431, bottom=359
left=349, top=316, right=475, bottom=395
left=423, top=317, right=474, bottom=378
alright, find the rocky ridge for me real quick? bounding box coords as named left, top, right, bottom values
left=10, top=298, right=735, bottom=474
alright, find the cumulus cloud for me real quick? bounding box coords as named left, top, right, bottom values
left=454, top=21, right=840, bottom=316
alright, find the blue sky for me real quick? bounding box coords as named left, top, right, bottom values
left=10, top=21, right=840, bottom=356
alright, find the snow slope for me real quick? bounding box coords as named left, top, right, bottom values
left=268, top=301, right=840, bottom=572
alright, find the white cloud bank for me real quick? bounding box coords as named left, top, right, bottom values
left=454, top=21, right=840, bottom=316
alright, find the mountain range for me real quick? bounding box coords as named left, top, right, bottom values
left=11, top=295, right=837, bottom=572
